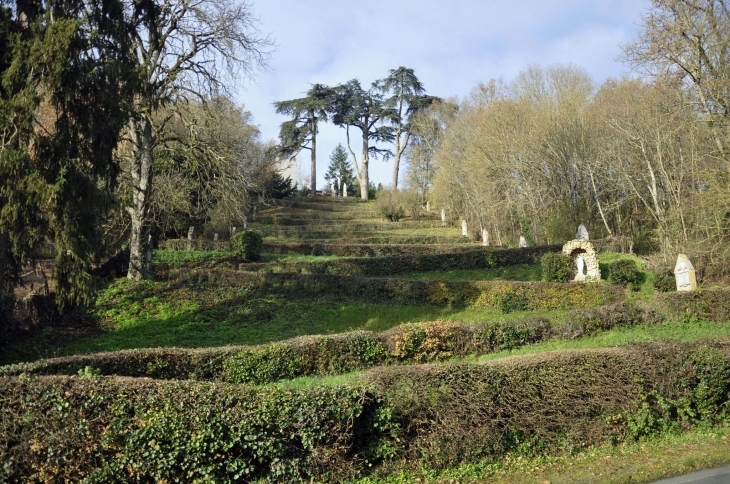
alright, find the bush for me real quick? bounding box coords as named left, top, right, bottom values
left=541, top=252, right=572, bottom=282
left=376, top=188, right=405, bottom=222
left=229, top=230, right=262, bottom=261
left=609, top=258, right=641, bottom=289
left=653, top=271, right=675, bottom=292
left=661, top=289, right=730, bottom=322
left=557, top=302, right=660, bottom=339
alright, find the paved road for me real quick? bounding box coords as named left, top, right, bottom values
left=652, top=466, right=730, bottom=483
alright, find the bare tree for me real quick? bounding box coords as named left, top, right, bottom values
left=624, top=0, right=730, bottom=164
left=123, top=0, right=273, bottom=280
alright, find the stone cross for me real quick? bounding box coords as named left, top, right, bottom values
left=336, top=172, right=343, bottom=196
left=187, top=226, right=194, bottom=250
left=576, top=224, right=589, bottom=241
left=519, top=236, right=527, bottom=248
left=674, top=254, right=697, bottom=292
left=462, top=220, right=468, bottom=237
left=482, top=229, right=489, bottom=246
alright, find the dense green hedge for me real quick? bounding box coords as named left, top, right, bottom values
left=3, top=343, right=729, bottom=481
left=0, top=376, right=382, bottom=482
left=243, top=245, right=561, bottom=277
left=262, top=242, right=481, bottom=257
left=661, top=289, right=730, bottom=322
left=3, top=303, right=655, bottom=384
left=172, top=269, right=624, bottom=309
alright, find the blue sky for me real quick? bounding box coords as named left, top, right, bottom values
left=235, top=0, right=650, bottom=188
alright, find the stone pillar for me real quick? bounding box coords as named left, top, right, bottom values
left=232, top=227, right=237, bottom=236
left=214, top=233, right=218, bottom=242
left=187, top=226, right=194, bottom=251
left=343, top=183, right=347, bottom=198
left=519, top=236, right=527, bottom=248
left=243, top=216, right=248, bottom=230
left=252, top=206, right=257, bottom=221
left=482, top=229, right=489, bottom=246
left=674, top=254, right=697, bottom=292
left=441, top=209, right=446, bottom=225
left=462, top=220, right=468, bottom=237
left=426, top=201, right=430, bottom=213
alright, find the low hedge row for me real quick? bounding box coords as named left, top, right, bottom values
left=262, top=242, right=481, bottom=257
left=257, top=220, right=446, bottom=237
left=2, top=303, right=651, bottom=384
left=662, top=289, right=730, bottom=322
left=266, top=233, right=474, bottom=244
left=172, top=269, right=625, bottom=309
left=3, top=342, right=730, bottom=481
left=243, top=245, right=561, bottom=277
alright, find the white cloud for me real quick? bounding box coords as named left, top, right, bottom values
left=235, top=0, right=649, bottom=188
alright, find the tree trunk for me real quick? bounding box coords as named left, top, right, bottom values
left=360, top=135, right=369, bottom=200
left=0, top=197, right=9, bottom=295
left=127, top=117, right=154, bottom=281
left=392, top=129, right=409, bottom=191
left=310, top=117, right=316, bottom=197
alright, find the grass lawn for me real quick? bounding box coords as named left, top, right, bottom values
left=0, top=278, right=568, bottom=365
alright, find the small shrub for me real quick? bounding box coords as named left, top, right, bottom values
left=498, top=291, right=528, bottom=313
left=653, top=271, right=675, bottom=292
left=376, top=189, right=405, bottom=222
left=541, top=252, right=572, bottom=282
left=609, top=259, right=641, bottom=289
left=229, top=230, right=262, bottom=261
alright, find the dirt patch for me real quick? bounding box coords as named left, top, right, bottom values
left=14, top=260, right=55, bottom=298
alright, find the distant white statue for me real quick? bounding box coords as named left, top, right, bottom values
left=576, top=255, right=585, bottom=277
left=576, top=224, right=589, bottom=241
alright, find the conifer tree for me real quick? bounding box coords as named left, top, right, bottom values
left=0, top=0, right=136, bottom=306
left=324, top=144, right=356, bottom=196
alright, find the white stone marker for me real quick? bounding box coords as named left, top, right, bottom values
left=426, top=201, right=430, bottom=213
left=187, top=226, right=194, bottom=250
left=243, top=216, right=248, bottom=229
left=674, top=254, right=697, bottom=292
left=576, top=224, right=589, bottom=241
left=214, top=233, right=218, bottom=242
left=441, top=209, right=446, bottom=224
left=253, top=206, right=257, bottom=220
left=519, top=236, right=527, bottom=248
left=482, top=229, right=489, bottom=246
left=343, top=183, right=347, bottom=197
left=232, top=227, right=237, bottom=236
left=331, top=182, right=336, bottom=196
left=462, top=220, right=468, bottom=237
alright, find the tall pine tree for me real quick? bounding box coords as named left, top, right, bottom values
left=0, top=0, right=136, bottom=306
left=324, top=144, right=356, bottom=196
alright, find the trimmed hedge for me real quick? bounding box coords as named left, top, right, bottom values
left=662, top=289, right=730, bottom=322
left=3, top=343, right=730, bottom=481
left=172, top=269, right=625, bottom=309
left=243, top=245, right=562, bottom=277
left=541, top=252, right=572, bottom=282
left=3, top=302, right=660, bottom=384
left=266, top=233, right=475, bottom=244
left=262, top=242, right=481, bottom=257
left=230, top=230, right=263, bottom=261
left=0, top=376, right=381, bottom=482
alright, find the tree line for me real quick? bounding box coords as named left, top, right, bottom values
left=0, top=0, right=274, bottom=306
left=275, top=67, right=439, bottom=199
left=429, top=0, right=730, bottom=267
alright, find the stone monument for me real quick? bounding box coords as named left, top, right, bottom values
left=187, top=226, right=194, bottom=251
left=562, top=239, right=601, bottom=281
left=519, top=236, right=527, bottom=248
left=213, top=233, right=218, bottom=242
left=243, top=216, right=248, bottom=229
left=482, top=229, right=489, bottom=246
left=441, top=209, right=446, bottom=225
left=331, top=182, right=336, bottom=196
left=576, top=224, right=589, bottom=241
left=462, top=220, right=468, bottom=237
left=342, top=183, right=347, bottom=197
left=674, top=254, right=697, bottom=292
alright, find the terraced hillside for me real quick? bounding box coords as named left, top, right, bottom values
left=2, top=197, right=730, bottom=483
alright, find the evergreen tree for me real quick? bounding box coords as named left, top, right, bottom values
left=0, top=0, right=136, bottom=306
left=324, top=144, right=356, bottom=196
